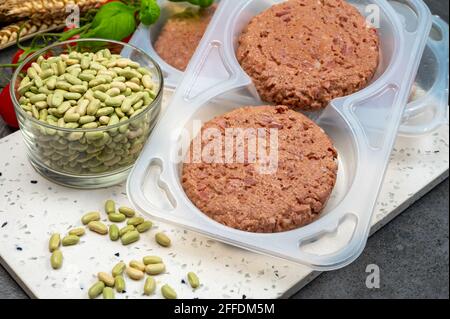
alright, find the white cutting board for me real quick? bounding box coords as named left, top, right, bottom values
left=0, top=92, right=448, bottom=299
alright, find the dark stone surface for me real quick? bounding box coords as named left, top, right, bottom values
left=0, top=265, right=28, bottom=299
left=0, top=0, right=448, bottom=299
left=293, top=179, right=449, bottom=299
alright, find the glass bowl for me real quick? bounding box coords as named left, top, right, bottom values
left=10, top=39, right=164, bottom=188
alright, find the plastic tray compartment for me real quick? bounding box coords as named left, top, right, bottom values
left=130, top=0, right=221, bottom=89
left=128, top=0, right=432, bottom=271
left=399, top=14, right=449, bottom=135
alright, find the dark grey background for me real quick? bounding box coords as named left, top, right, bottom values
left=0, top=0, right=448, bottom=299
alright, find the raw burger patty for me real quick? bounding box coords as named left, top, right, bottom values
left=154, top=4, right=216, bottom=71
left=182, top=105, right=338, bottom=233
left=237, top=0, right=379, bottom=110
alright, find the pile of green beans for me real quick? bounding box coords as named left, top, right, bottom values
left=17, top=49, right=159, bottom=176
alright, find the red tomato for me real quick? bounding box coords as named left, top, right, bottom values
left=121, top=35, right=132, bottom=43
left=0, top=84, right=19, bottom=128
left=11, top=49, right=25, bottom=64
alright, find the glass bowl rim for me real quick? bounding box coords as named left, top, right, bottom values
left=10, top=38, right=164, bottom=133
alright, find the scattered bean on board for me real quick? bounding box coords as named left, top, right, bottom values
left=47, top=199, right=190, bottom=299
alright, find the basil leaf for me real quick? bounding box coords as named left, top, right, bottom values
left=169, top=0, right=214, bottom=8
left=140, top=0, right=161, bottom=25
left=91, top=2, right=135, bottom=28
left=82, top=10, right=136, bottom=41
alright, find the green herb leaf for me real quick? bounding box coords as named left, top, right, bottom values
left=169, top=0, right=214, bottom=8
left=81, top=2, right=136, bottom=41
left=140, top=0, right=161, bottom=25
left=91, top=2, right=135, bottom=28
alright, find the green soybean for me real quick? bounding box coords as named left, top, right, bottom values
left=63, top=92, right=82, bottom=100
left=114, top=275, right=126, bottom=293
left=143, top=256, right=162, bottom=265
left=142, top=75, right=153, bottom=89
left=155, top=232, right=171, bottom=247
left=119, top=225, right=135, bottom=237
left=112, top=262, right=126, bottom=277
left=105, top=96, right=124, bottom=107
left=69, top=228, right=85, bottom=237
left=30, top=94, right=46, bottom=103
left=51, top=91, right=64, bottom=107
left=96, top=107, right=114, bottom=117
left=136, top=221, right=152, bottom=233
left=88, top=221, right=108, bottom=235
left=108, top=213, right=126, bottom=223
left=86, top=98, right=101, bottom=115
left=109, top=224, right=120, bottom=241
left=127, top=217, right=144, bottom=226
left=144, top=277, right=156, bottom=296
left=50, top=249, right=63, bottom=270
left=105, top=199, right=115, bottom=214
left=93, top=90, right=109, bottom=102
left=88, top=281, right=105, bottom=299
left=79, top=115, right=96, bottom=124
left=69, top=85, right=87, bottom=94
left=55, top=81, right=71, bottom=91
left=102, top=287, right=115, bottom=299
left=81, top=211, right=100, bottom=225
left=64, top=73, right=82, bottom=85
left=64, top=112, right=80, bottom=123
left=79, top=72, right=94, bottom=81
left=145, top=263, right=165, bottom=276
left=61, top=234, right=80, bottom=246
left=161, top=284, right=177, bottom=299
left=48, top=233, right=61, bottom=252
left=187, top=272, right=200, bottom=289
left=121, top=230, right=140, bottom=245
left=118, top=206, right=135, bottom=217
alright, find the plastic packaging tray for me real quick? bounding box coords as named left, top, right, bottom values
left=130, top=0, right=447, bottom=135
left=130, top=0, right=221, bottom=89
left=399, top=15, right=449, bottom=136
left=127, top=0, right=432, bottom=270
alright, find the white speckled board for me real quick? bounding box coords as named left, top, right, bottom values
left=0, top=92, right=448, bottom=299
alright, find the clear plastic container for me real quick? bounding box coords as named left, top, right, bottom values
left=127, top=0, right=432, bottom=270
left=11, top=39, right=163, bottom=188
left=399, top=15, right=449, bottom=136
left=130, top=0, right=221, bottom=88
left=130, top=0, right=447, bottom=134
